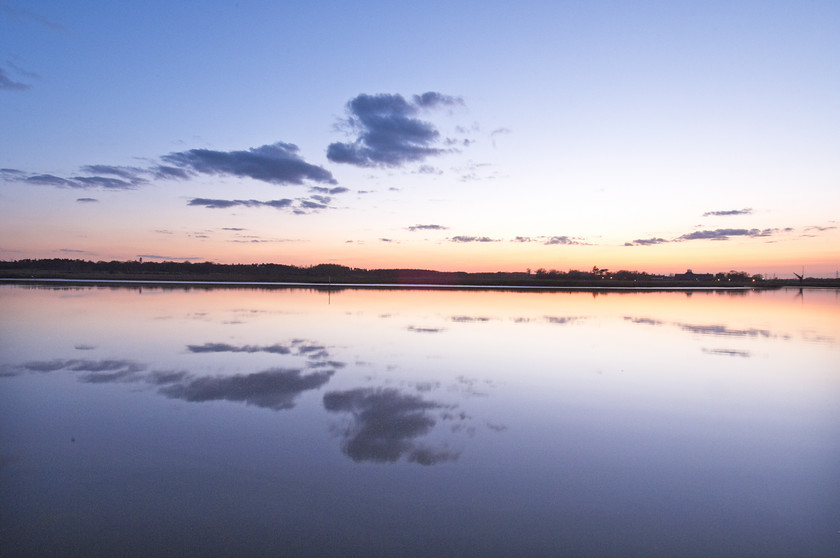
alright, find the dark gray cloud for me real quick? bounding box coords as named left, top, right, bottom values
left=703, top=208, right=753, bottom=217
left=0, top=67, right=30, bottom=91
left=624, top=237, right=668, bottom=246
left=76, top=197, right=99, bottom=203
left=163, top=142, right=336, bottom=185
left=160, top=368, right=334, bottom=410
left=323, top=388, right=460, bottom=465
left=327, top=92, right=463, bottom=167
left=407, top=224, right=448, bottom=232
left=449, top=236, right=498, bottom=243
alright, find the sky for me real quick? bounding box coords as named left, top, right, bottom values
left=1, top=0, right=838, bottom=277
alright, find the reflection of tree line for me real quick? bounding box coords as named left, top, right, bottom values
left=1, top=339, right=486, bottom=465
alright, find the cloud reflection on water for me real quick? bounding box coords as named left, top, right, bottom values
left=324, top=387, right=461, bottom=465
left=160, top=368, right=334, bottom=410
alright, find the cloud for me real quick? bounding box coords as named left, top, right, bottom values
left=0, top=3, right=64, bottom=30
left=0, top=67, right=30, bottom=91
left=679, top=323, right=772, bottom=337
left=76, top=197, right=99, bottom=203
left=162, top=142, right=336, bottom=185
left=187, top=342, right=292, bottom=355
left=310, top=186, right=350, bottom=195
left=676, top=228, right=777, bottom=241
left=188, top=198, right=293, bottom=209
left=703, top=208, right=753, bottom=217
left=1, top=170, right=144, bottom=190
left=59, top=248, right=94, bottom=254
left=3, top=142, right=334, bottom=191
left=624, top=237, right=668, bottom=246
left=323, top=388, right=460, bottom=464
left=407, top=224, right=448, bottom=232
left=702, top=348, right=752, bottom=358
left=625, top=227, right=792, bottom=246
left=412, top=92, right=464, bottom=108
left=543, top=236, right=584, bottom=246
left=510, top=235, right=586, bottom=245
left=490, top=127, right=511, bottom=148
left=327, top=92, right=463, bottom=167
left=160, top=368, right=334, bottom=410
left=187, top=196, right=334, bottom=214
left=449, top=236, right=498, bottom=243
left=407, top=326, right=445, bottom=333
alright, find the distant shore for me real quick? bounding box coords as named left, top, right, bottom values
left=2, top=259, right=837, bottom=289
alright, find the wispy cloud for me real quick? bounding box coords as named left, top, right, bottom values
left=702, top=208, right=753, bottom=217
left=59, top=248, right=95, bottom=255
left=677, top=228, right=780, bottom=241
left=0, top=67, right=30, bottom=91
left=188, top=195, right=336, bottom=214
left=625, top=227, right=795, bottom=246
left=407, top=224, right=448, bottom=232
left=511, top=235, right=588, bottom=245
left=624, top=237, right=668, bottom=246
left=449, top=236, right=499, bottom=243
left=75, top=197, right=99, bottom=203
left=327, top=92, right=464, bottom=167
left=0, top=3, right=64, bottom=30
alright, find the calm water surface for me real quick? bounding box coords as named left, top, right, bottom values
left=1, top=284, right=838, bottom=557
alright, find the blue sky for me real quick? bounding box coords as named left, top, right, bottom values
left=1, top=0, right=838, bottom=276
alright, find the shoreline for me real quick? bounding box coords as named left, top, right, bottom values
left=0, top=276, right=798, bottom=292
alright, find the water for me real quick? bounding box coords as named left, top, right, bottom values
left=1, top=284, right=838, bottom=557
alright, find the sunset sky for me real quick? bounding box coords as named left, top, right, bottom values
left=1, top=1, right=838, bottom=277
